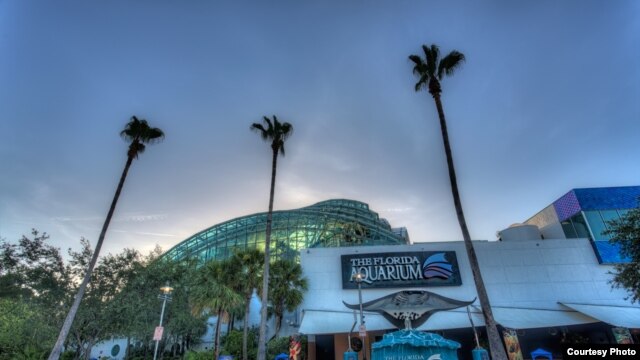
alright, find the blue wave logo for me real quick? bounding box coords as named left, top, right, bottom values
left=422, top=253, right=453, bottom=279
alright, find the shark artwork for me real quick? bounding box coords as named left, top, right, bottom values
left=343, top=290, right=475, bottom=329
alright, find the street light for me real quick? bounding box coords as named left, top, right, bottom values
left=153, top=282, right=173, bottom=360
left=353, top=272, right=367, bottom=360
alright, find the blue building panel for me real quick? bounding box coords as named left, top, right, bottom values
left=574, top=186, right=640, bottom=210
left=591, top=240, right=630, bottom=264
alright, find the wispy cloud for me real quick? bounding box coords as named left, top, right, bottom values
left=380, top=207, right=413, bottom=213
left=52, top=213, right=168, bottom=223
left=109, top=229, right=177, bottom=237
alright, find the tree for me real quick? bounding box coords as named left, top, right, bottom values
left=0, top=230, right=70, bottom=358
left=228, top=249, right=264, bottom=360
left=65, top=242, right=143, bottom=360
left=409, top=44, right=507, bottom=360
left=49, top=116, right=164, bottom=360
left=110, top=249, right=207, bottom=359
left=250, top=115, right=293, bottom=360
left=0, top=230, right=69, bottom=305
left=190, top=259, right=243, bottom=360
left=604, top=206, right=640, bottom=303
left=268, top=260, right=307, bottom=338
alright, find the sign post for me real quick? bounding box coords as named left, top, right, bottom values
left=359, top=324, right=367, bottom=337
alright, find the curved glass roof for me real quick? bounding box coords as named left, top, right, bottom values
left=163, top=199, right=409, bottom=263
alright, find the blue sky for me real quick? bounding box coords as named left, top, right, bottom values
left=1, top=1, right=639, bottom=256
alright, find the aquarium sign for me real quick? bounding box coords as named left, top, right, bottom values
left=341, top=251, right=461, bottom=289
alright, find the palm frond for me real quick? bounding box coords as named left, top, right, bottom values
left=141, top=127, right=165, bottom=143
left=422, top=44, right=439, bottom=77
left=414, top=74, right=428, bottom=92
left=264, top=116, right=274, bottom=134
left=408, top=55, right=423, bottom=66
left=437, top=50, right=465, bottom=79
left=250, top=123, right=269, bottom=140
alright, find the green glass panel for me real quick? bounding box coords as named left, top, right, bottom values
left=571, top=213, right=591, bottom=239
left=561, top=221, right=577, bottom=238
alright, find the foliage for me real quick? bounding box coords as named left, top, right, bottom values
left=0, top=231, right=67, bottom=358
left=184, top=350, right=214, bottom=360
left=228, top=248, right=264, bottom=360
left=0, top=229, right=68, bottom=306
left=266, top=336, right=290, bottom=360
left=111, top=250, right=207, bottom=357
left=604, top=205, right=640, bottom=303
left=189, top=258, right=242, bottom=358
left=0, top=298, right=56, bottom=359
left=221, top=328, right=258, bottom=360
left=268, top=260, right=307, bottom=338
left=409, top=44, right=465, bottom=95
left=65, top=242, right=146, bottom=359
left=0, top=229, right=207, bottom=360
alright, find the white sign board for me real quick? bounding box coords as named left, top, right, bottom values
left=153, top=326, right=164, bottom=341
left=359, top=324, right=367, bottom=337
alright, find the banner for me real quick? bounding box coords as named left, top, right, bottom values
left=502, top=329, right=523, bottom=360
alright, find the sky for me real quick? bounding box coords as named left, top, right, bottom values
left=1, top=1, right=639, bottom=258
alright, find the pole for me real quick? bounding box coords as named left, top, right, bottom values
left=467, top=305, right=480, bottom=349
left=356, top=276, right=366, bottom=360
left=153, top=295, right=168, bottom=360
left=357, top=281, right=364, bottom=327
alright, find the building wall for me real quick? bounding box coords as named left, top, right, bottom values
left=299, top=238, right=633, bottom=335
left=524, top=204, right=565, bottom=239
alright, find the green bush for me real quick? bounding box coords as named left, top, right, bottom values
left=184, top=350, right=213, bottom=360
left=60, top=351, right=76, bottom=360
left=221, top=328, right=258, bottom=360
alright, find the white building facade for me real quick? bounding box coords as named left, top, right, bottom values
left=298, top=238, right=640, bottom=360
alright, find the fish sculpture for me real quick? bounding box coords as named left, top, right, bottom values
left=343, top=290, right=475, bottom=329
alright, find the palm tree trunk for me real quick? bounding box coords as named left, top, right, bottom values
left=243, top=295, right=251, bottom=360
left=48, top=155, right=135, bottom=360
left=257, top=148, right=278, bottom=360
left=215, top=308, right=223, bottom=360
left=432, top=93, right=507, bottom=360
left=125, top=336, right=131, bottom=360
left=274, top=313, right=282, bottom=339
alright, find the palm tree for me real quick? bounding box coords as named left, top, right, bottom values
left=228, top=248, right=264, bottom=360
left=409, top=44, right=507, bottom=360
left=48, top=116, right=164, bottom=360
left=190, top=259, right=243, bottom=360
left=250, top=115, right=293, bottom=360
left=268, top=259, right=308, bottom=338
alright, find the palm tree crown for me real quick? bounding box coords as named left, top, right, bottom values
left=268, top=259, right=308, bottom=338
left=250, top=116, right=293, bottom=155
left=409, top=44, right=465, bottom=96
left=120, top=116, right=165, bottom=158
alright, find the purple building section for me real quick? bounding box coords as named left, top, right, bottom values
left=553, top=190, right=581, bottom=222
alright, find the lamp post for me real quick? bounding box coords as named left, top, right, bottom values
left=353, top=272, right=366, bottom=360
left=153, top=283, right=173, bottom=360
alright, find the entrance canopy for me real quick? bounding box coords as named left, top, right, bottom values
left=299, top=305, right=601, bottom=335
left=559, top=302, right=640, bottom=328
left=299, top=308, right=485, bottom=335
left=491, top=306, right=597, bottom=329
